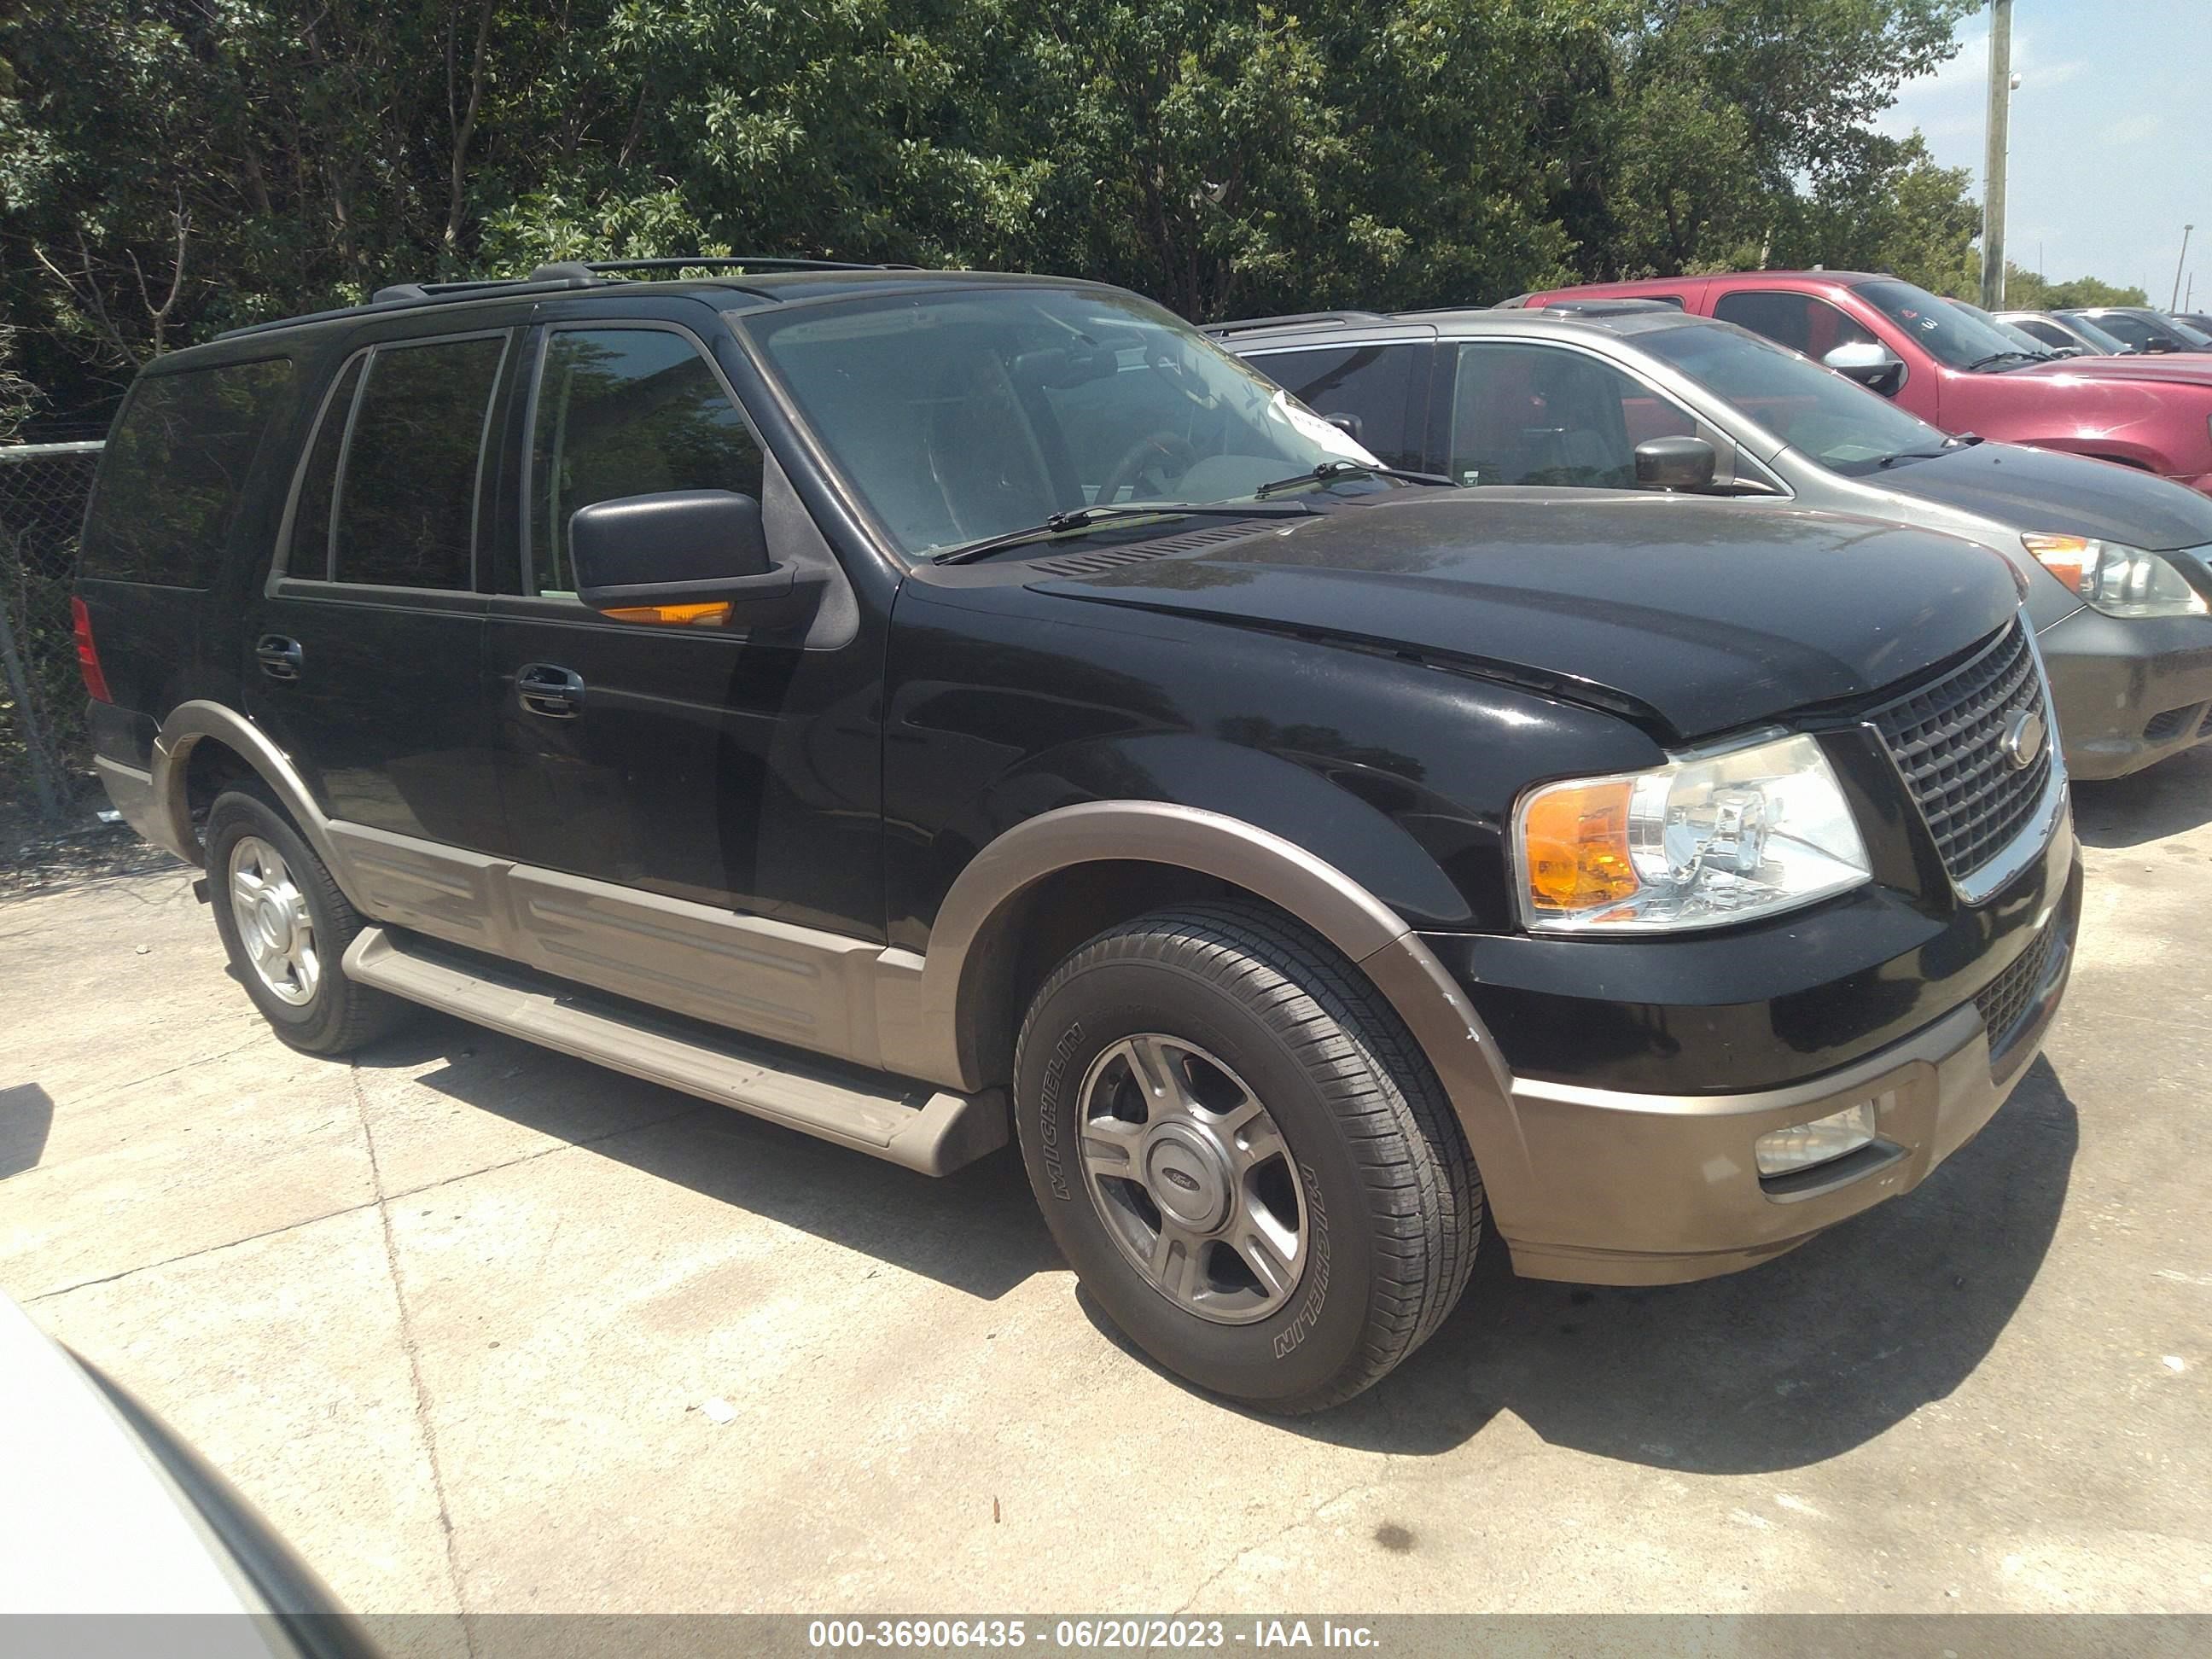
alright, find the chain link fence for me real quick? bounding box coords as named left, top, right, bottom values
left=0, top=441, right=103, bottom=826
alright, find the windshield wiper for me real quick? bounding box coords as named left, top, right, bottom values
left=1876, top=432, right=1983, bottom=468
left=1961, top=350, right=2044, bottom=372
left=1254, top=458, right=1457, bottom=498
left=930, top=500, right=1318, bottom=565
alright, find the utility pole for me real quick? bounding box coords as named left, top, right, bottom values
left=2174, top=225, right=2195, bottom=311
left=1980, top=0, right=2013, bottom=309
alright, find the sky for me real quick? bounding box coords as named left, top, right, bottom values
left=1876, top=0, right=2205, bottom=307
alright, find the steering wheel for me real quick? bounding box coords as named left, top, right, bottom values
left=1096, top=432, right=1199, bottom=507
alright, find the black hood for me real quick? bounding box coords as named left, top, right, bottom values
left=1026, top=492, right=2023, bottom=742
left=1880, top=442, right=2212, bottom=553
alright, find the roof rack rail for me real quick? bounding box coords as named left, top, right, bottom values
left=367, top=255, right=901, bottom=306
left=1200, top=311, right=1388, bottom=336
left=563, top=256, right=908, bottom=276
left=221, top=255, right=921, bottom=342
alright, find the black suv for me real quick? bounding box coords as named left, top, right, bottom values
left=76, top=259, right=2079, bottom=1413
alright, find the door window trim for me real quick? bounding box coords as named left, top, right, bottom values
left=517, top=317, right=770, bottom=604
left=268, top=326, right=515, bottom=598
left=1441, top=334, right=1774, bottom=493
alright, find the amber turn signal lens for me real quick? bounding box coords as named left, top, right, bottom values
left=2020, top=533, right=2089, bottom=594
left=602, top=601, right=733, bottom=626
left=1521, top=780, right=1639, bottom=911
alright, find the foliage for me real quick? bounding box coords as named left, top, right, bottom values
left=1999, top=267, right=2151, bottom=311
left=0, top=0, right=2153, bottom=427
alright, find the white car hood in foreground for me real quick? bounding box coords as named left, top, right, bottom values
left=0, top=1290, right=265, bottom=1616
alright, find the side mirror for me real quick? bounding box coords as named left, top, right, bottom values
left=1633, top=434, right=1717, bottom=492
left=1822, top=341, right=1906, bottom=396
left=1324, top=411, right=1363, bottom=439
left=570, top=489, right=801, bottom=626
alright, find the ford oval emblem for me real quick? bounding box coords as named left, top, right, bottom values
left=1160, top=1167, right=1202, bottom=1193
left=2000, top=709, right=2046, bottom=771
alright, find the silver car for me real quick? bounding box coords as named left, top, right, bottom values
left=1211, top=303, right=2212, bottom=779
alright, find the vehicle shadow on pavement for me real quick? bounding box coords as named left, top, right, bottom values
left=2074, top=742, right=2212, bottom=849
left=0, top=1082, right=55, bottom=1179
left=1079, top=1056, right=2077, bottom=1472
left=364, top=1016, right=1060, bottom=1302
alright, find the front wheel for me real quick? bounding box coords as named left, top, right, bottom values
left=1013, top=902, right=1481, bottom=1413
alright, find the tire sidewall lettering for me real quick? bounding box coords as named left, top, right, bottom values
left=1035, top=1018, right=1083, bottom=1202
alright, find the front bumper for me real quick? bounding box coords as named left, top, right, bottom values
left=1492, top=859, right=2078, bottom=1285
left=2040, top=603, right=2212, bottom=780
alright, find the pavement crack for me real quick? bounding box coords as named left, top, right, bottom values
left=354, top=1062, right=480, bottom=1654
left=29, top=1198, right=382, bottom=1301
left=66, top=1038, right=267, bottom=1109
left=1173, top=1480, right=1367, bottom=1614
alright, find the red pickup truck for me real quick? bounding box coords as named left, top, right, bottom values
left=1511, top=271, right=2212, bottom=496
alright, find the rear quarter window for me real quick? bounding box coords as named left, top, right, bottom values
left=79, top=358, right=294, bottom=587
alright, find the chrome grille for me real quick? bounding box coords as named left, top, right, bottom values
left=1868, top=621, right=2052, bottom=883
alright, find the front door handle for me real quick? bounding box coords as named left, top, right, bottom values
left=255, top=635, right=304, bottom=681
left=516, top=662, right=585, bottom=719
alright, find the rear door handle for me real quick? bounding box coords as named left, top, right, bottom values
left=516, top=662, right=585, bottom=719
left=255, top=635, right=303, bottom=681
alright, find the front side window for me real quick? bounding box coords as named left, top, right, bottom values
left=1447, top=342, right=1695, bottom=488
left=1247, top=344, right=1423, bottom=470
left=1639, top=321, right=1947, bottom=474
left=1712, top=291, right=1877, bottom=359
left=329, top=335, right=506, bottom=590
left=740, top=288, right=1377, bottom=559
left=527, top=329, right=765, bottom=595
left=2011, top=317, right=2073, bottom=349
left=80, top=358, right=294, bottom=586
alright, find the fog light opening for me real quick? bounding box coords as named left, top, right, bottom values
left=1755, top=1097, right=1883, bottom=1179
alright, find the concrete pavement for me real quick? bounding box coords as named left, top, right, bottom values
left=3, top=748, right=2209, bottom=1617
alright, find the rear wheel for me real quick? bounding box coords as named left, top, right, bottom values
left=1013, top=902, right=1481, bottom=1413
left=203, top=786, right=408, bottom=1056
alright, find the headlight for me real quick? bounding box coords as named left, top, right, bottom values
left=2022, top=533, right=2208, bottom=618
left=1514, top=731, right=1871, bottom=934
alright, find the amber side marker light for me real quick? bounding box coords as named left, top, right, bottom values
left=1522, top=779, right=1639, bottom=912
left=602, top=601, right=733, bottom=626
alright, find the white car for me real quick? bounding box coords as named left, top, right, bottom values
left=0, top=1291, right=375, bottom=1653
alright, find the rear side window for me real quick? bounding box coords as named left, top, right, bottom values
left=1246, top=345, right=1424, bottom=470
left=527, top=328, right=764, bottom=595
left=1712, top=291, right=1876, bottom=358
left=294, top=335, right=506, bottom=591
left=79, top=358, right=293, bottom=586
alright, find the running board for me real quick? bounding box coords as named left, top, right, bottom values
left=342, top=927, right=1008, bottom=1175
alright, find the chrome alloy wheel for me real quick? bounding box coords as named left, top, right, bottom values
left=1076, top=1034, right=1309, bottom=1325
left=228, top=835, right=320, bottom=1006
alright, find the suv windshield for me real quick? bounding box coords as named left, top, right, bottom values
left=1637, top=320, right=1950, bottom=474
left=741, top=287, right=1380, bottom=558
left=1855, top=279, right=2034, bottom=370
